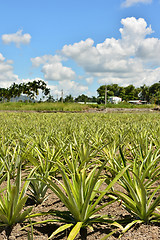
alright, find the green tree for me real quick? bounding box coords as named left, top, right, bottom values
left=90, top=96, right=97, bottom=102
left=46, top=95, right=55, bottom=102
left=8, top=83, right=23, bottom=101
left=97, top=84, right=142, bottom=102
left=149, top=82, right=160, bottom=104
left=64, top=94, right=74, bottom=102
left=0, top=88, right=8, bottom=102
left=97, top=84, right=121, bottom=103
left=118, top=87, right=126, bottom=100
left=124, top=85, right=140, bottom=101
left=22, top=80, right=50, bottom=100
left=75, top=94, right=89, bottom=103
left=139, top=85, right=149, bottom=102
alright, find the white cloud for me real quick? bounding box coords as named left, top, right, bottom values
left=120, top=17, right=153, bottom=45
left=48, top=85, right=61, bottom=98
left=0, top=53, right=5, bottom=62
left=42, top=62, right=76, bottom=81
left=0, top=55, right=43, bottom=89
left=48, top=80, right=88, bottom=98
left=86, top=77, right=94, bottom=84
left=0, top=53, right=19, bottom=87
left=62, top=39, right=97, bottom=69
left=2, top=30, right=31, bottom=47
left=61, top=18, right=153, bottom=71
left=30, top=17, right=160, bottom=92
left=31, top=55, right=63, bottom=67
left=60, top=17, right=160, bottom=87
left=59, top=80, right=88, bottom=96
left=136, top=38, right=160, bottom=64
left=122, top=0, right=152, bottom=8
left=31, top=54, right=76, bottom=82
left=19, top=77, right=44, bottom=84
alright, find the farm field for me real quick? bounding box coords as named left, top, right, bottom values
left=0, top=112, right=160, bottom=239
left=0, top=101, right=155, bottom=112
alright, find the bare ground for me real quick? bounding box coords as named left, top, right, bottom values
left=0, top=107, right=160, bottom=114
left=0, top=183, right=159, bottom=240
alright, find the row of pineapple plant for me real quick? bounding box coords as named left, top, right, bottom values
left=0, top=112, right=159, bottom=239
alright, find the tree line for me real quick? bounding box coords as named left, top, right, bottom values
left=0, top=81, right=160, bottom=104
left=96, top=82, right=160, bottom=104
left=62, top=82, right=160, bottom=104
left=0, top=80, right=50, bottom=102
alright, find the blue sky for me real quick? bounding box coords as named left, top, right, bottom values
left=0, top=0, right=160, bottom=98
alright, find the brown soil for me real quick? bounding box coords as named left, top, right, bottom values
left=0, top=107, right=159, bottom=114
left=0, top=182, right=159, bottom=240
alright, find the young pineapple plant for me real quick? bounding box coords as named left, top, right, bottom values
left=109, top=146, right=160, bottom=235
left=28, top=139, right=61, bottom=178
left=28, top=173, right=48, bottom=205
left=0, top=142, right=21, bottom=178
left=27, top=155, right=129, bottom=240
left=0, top=163, right=34, bottom=238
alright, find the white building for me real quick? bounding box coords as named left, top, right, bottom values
left=108, top=96, right=122, bottom=104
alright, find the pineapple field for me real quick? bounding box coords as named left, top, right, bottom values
left=0, top=112, right=160, bottom=240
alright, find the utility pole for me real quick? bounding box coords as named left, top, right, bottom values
left=61, top=89, right=63, bottom=103
left=105, top=86, right=107, bottom=105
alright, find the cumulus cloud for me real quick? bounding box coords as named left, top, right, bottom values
left=0, top=53, right=5, bottom=62
left=31, top=54, right=76, bottom=82
left=42, top=62, right=76, bottom=81
left=86, top=77, right=94, bottom=84
left=0, top=54, right=40, bottom=89
left=62, top=39, right=97, bottom=68
left=136, top=38, right=160, bottom=64
left=61, top=18, right=153, bottom=71
left=0, top=53, right=19, bottom=87
left=48, top=80, right=88, bottom=98
left=60, top=17, right=160, bottom=87
left=31, top=17, right=160, bottom=91
left=59, top=80, right=88, bottom=97
left=31, top=54, right=89, bottom=96
left=31, top=55, right=63, bottom=67
left=19, top=77, right=44, bottom=84
left=122, top=0, right=152, bottom=8
left=48, top=85, right=61, bottom=98
left=2, top=30, right=31, bottom=47
left=120, top=17, right=153, bottom=45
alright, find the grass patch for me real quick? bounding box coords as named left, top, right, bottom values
left=0, top=101, right=156, bottom=111
left=102, top=102, right=155, bottom=108
left=0, top=102, right=90, bottom=111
